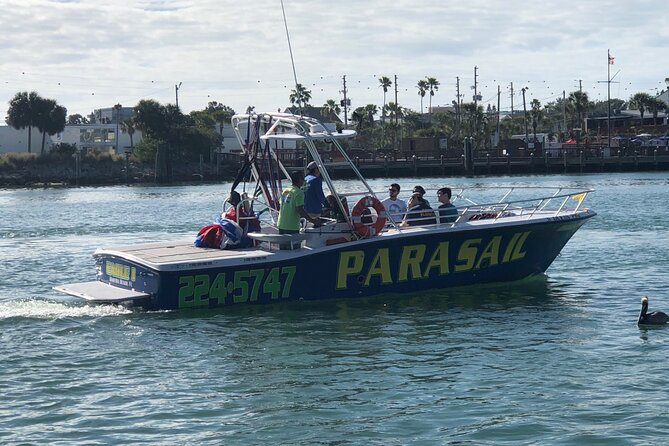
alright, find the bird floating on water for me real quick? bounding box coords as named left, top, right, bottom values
left=637, top=296, right=669, bottom=326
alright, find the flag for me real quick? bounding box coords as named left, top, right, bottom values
left=608, top=54, right=615, bottom=65
left=571, top=193, right=586, bottom=205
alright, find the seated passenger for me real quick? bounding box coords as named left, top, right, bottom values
left=412, top=185, right=430, bottom=206
left=322, top=194, right=348, bottom=222
left=400, top=193, right=436, bottom=227
left=436, top=187, right=458, bottom=223
left=381, top=183, right=407, bottom=223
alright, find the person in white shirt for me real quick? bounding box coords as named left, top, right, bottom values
left=381, top=183, right=407, bottom=223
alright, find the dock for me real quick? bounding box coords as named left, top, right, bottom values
left=320, top=153, right=669, bottom=178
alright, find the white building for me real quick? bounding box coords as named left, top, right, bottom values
left=0, top=126, right=54, bottom=154
left=53, top=124, right=141, bottom=153
left=0, top=123, right=140, bottom=155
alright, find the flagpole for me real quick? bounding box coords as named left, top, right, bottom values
left=607, top=49, right=611, bottom=153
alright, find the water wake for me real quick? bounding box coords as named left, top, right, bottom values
left=0, top=298, right=131, bottom=320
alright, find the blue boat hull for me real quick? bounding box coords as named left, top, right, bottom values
left=96, top=213, right=593, bottom=310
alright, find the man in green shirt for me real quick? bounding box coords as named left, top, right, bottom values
left=278, top=171, right=320, bottom=233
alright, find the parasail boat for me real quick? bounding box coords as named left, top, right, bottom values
left=55, top=111, right=596, bottom=310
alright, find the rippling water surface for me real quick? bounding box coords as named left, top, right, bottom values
left=1, top=173, right=668, bottom=445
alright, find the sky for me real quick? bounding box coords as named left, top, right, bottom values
left=1, top=0, right=668, bottom=120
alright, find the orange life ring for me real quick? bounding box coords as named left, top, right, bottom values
left=351, top=195, right=387, bottom=237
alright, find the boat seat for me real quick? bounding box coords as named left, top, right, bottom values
left=247, top=232, right=307, bottom=251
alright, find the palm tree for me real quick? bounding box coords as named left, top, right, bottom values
left=645, top=97, right=665, bottom=125
left=321, top=99, right=341, bottom=121
left=426, top=77, right=440, bottom=114
left=122, top=118, right=136, bottom=149
left=351, top=107, right=367, bottom=131
left=628, top=92, right=653, bottom=120
left=529, top=99, right=544, bottom=143
left=567, top=90, right=590, bottom=130
left=383, top=102, right=403, bottom=124
left=5, top=91, right=43, bottom=153
left=67, top=114, right=88, bottom=125
left=416, top=80, right=428, bottom=115
left=289, top=83, right=312, bottom=108
left=39, top=100, right=66, bottom=154
left=461, top=102, right=488, bottom=150
left=363, top=104, right=378, bottom=125
left=378, top=76, right=392, bottom=119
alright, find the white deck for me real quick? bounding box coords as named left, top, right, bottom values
left=53, top=281, right=150, bottom=303
left=97, top=240, right=275, bottom=271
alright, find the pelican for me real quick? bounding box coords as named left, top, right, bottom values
left=638, top=296, right=669, bottom=326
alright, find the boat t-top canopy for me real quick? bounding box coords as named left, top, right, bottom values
left=232, top=112, right=356, bottom=142
left=230, top=112, right=373, bottom=230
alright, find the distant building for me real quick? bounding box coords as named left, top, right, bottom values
left=53, top=124, right=141, bottom=153
left=0, top=126, right=53, bottom=154
left=90, top=106, right=134, bottom=124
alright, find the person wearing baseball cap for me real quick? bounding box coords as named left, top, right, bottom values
left=412, top=185, right=425, bottom=195
left=303, top=161, right=327, bottom=219
left=412, top=185, right=429, bottom=205
left=277, top=171, right=321, bottom=233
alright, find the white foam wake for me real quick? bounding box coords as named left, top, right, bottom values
left=0, top=298, right=132, bottom=320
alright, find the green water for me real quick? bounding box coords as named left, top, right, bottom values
left=1, top=173, right=668, bottom=445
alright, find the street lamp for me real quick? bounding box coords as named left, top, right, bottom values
left=113, top=103, right=122, bottom=153
left=175, top=82, right=182, bottom=109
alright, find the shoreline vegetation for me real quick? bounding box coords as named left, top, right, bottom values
left=0, top=151, right=238, bottom=188
left=3, top=81, right=668, bottom=189
left=2, top=150, right=669, bottom=189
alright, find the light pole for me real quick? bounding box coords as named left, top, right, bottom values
left=175, top=82, right=182, bottom=109
left=113, top=103, right=122, bottom=153
left=521, top=87, right=529, bottom=149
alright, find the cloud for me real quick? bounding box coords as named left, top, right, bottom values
left=1, top=0, right=667, bottom=118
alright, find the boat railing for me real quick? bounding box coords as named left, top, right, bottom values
left=383, top=187, right=592, bottom=230
left=227, top=185, right=592, bottom=235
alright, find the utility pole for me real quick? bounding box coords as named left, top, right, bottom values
left=574, top=79, right=583, bottom=143
left=394, top=75, right=399, bottom=151
left=473, top=67, right=479, bottom=146
left=394, top=74, right=399, bottom=126
left=456, top=76, right=461, bottom=128
left=454, top=76, right=461, bottom=140
left=562, top=90, right=567, bottom=133
left=496, top=85, right=501, bottom=147
left=175, top=82, right=182, bottom=109
left=341, top=75, right=349, bottom=126
left=473, top=66, right=479, bottom=109
left=509, top=82, right=514, bottom=115
left=113, top=103, right=122, bottom=154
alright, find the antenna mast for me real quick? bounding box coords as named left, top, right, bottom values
left=280, top=0, right=302, bottom=113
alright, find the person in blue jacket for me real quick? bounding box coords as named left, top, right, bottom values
left=303, top=161, right=327, bottom=219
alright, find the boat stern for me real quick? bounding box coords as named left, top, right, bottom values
left=54, top=252, right=160, bottom=306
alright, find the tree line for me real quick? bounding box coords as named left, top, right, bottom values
left=5, top=78, right=667, bottom=163
left=5, top=91, right=67, bottom=154
left=4, top=91, right=235, bottom=178
left=289, top=75, right=668, bottom=153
